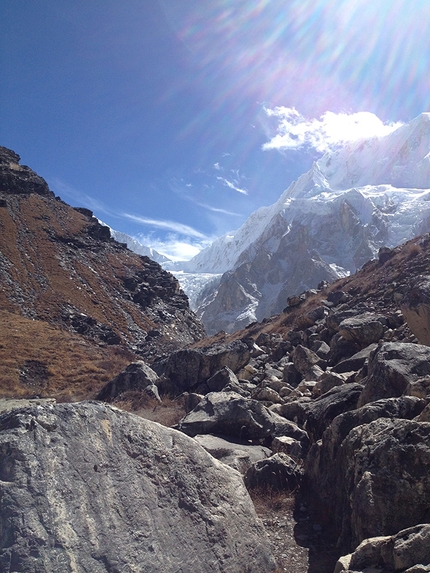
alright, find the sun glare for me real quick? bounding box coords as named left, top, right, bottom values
left=160, top=0, right=430, bottom=119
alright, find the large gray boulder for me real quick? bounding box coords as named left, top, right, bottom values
left=304, top=383, right=364, bottom=442
left=155, top=339, right=252, bottom=395
left=335, top=523, right=430, bottom=573
left=306, top=418, right=430, bottom=552
left=358, top=342, right=430, bottom=407
left=402, top=276, right=430, bottom=345
left=244, top=452, right=303, bottom=492
left=0, top=402, right=276, bottom=573
left=96, top=361, right=160, bottom=401
left=177, top=391, right=310, bottom=446
left=338, top=312, right=386, bottom=347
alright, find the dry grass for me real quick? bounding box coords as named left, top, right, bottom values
left=0, top=309, right=136, bottom=401
left=249, top=486, right=295, bottom=514
left=112, top=391, right=187, bottom=427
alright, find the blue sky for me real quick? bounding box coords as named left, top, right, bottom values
left=1, top=0, right=429, bottom=260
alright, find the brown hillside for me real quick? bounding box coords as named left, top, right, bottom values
left=0, top=146, right=205, bottom=400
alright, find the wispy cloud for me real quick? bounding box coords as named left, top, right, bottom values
left=216, top=176, right=248, bottom=195
left=50, top=178, right=113, bottom=216
left=195, top=201, right=241, bottom=216
left=263, top=108, right=403, bottom=154
left=122, top=214, right=209, bottom=239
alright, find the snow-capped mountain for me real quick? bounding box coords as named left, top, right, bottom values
left=172, top=113, right=430, bottom=334
left=108, top=229, right=171, bottom=265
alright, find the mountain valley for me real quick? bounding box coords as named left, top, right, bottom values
left=1, top=141, right=430, bottom=572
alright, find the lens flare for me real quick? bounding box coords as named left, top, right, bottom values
left=159, top=0, right=430, bottom=120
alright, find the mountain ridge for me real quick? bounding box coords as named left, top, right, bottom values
left=164, top=113, right=430, bottom=334
left=0, top=145, right=205, bottom=400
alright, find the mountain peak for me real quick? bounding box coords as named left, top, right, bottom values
left=0, top=146, right=53, bottom=197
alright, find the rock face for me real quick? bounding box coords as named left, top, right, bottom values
left=0, top=146, right=52, bottom=197
left=0, top=146, right=205, bottom=398
left=402, top=276, right=430, bottom=345
left=358, top=342, right=430, bottom=407
left=0, top=402, right=276, bottom=572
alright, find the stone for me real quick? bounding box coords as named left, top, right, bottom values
left=244, top=453, right=303, bottom=492
left=252, top=386, right=284, bottom=404
left=358, top=342, right=430, bottom=407
left=338, top=312, right=386, bottom=347
left=332, top=343, right=378, bottom=374
left=271, top=436, right=304, bottom=459
left=272, top=398, right=311, bottom=427
left=348, top=535, right=392, bottom=570
left=402, top=276, right=430, bottom=345
left=177, top=392, right=310, bottom=447
left=329, top=333, right=362, bottom=366
left=0, top=402, right=276, bottom=572
left=282, top=362, right=302, bottom=387
left=312, top=371, right=347, bottom=397
left=196, top=365, right=249, bottom=396
left=193, top=434, right=272, bottom=474
left=291, top=344, right=322, bottom=375
left=305, top=383, right=364, bottom=442
left=340, top=524, right=430, bottom=573
left=155, top=339, right=252, bottom=395
left=96, top=361, right=159, bottom=401
left=311, top=339, right=331, bottom=359
left=308, top=418, right=430, bottom=552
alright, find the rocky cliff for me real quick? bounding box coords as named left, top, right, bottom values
left=0, top=146, right=204, bottom=401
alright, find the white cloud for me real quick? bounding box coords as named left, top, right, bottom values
left=194, top=201, right=241, bottom=216
left=216, top=176, right=248, bottom=195
left=263, top=107, right=403, bottom=153
left=136, top=233, right=212, bottom=262
left=122, top=213, right=209, bottom=240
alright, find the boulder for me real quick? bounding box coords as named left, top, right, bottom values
left=332, top=343, right=378, bottom=374
left=193, top=434, right=272, bottom=474
left=307, top=418, right=430, bottom=552
left=271, top=436, right=305, bottom=459
left=290, top=344, right=322, bottom=375
left=312, top=371, right=348, bottom=397
left=196, top=366, right=249, bottom=396
left=282, top=361, right=302, bottom=387
left=252, top=386, right=284, bottom=404
left=96, top=361, right=160, bottom=401
left=305, top=383, right=364, bottom=442
left=244, top=453, right=303, bottom=492
left=335, top=524, right=430, bottom=573
left=358, top=342, right=430, bottom=407
left=402, top=276, right=430, bottom=345
left=177, top=392, right=310, bottom=447
left=0, top=402, right=276, bottom=573
left=272, top=398, right=311, bottom=427
left=155, top=339, right=252, bottom=395
left=338, top=312, right=386, bottom=347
